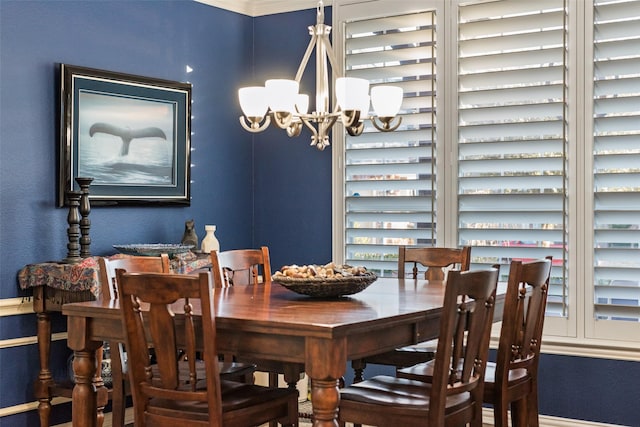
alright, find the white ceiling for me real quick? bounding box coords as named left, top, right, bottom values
left=195, top=0, right=331, bottom=17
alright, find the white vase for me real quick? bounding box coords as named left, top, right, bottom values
left=201, top=225, right=220, bottom=253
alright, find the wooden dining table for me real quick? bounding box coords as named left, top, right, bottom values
left=62, top=276, right=505, bottom=427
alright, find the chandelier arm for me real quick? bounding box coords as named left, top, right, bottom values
left=340, top=110, right=361, bottom=128
left=295, top=33, right=318, bottom=83
left=286, top=122, right=303, bottom=137
left=371, top=116, right=403, bottom=133
left=300, top=116, right=319, bottom=141
left=321, top=34, right=342, bottom=79
left=239, top=115, right=271, bottom=133
left=346, top=121, right=365, bottom=137
left=318, top=115, right=338, bottom=147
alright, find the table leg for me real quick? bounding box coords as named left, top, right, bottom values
left=34, top=311, right=53, bottom=427
left=305, top=337, right=346, bottom=427
left=68, top=317, right=108, bottom=427
left=310, top=378, right=341, bottom=427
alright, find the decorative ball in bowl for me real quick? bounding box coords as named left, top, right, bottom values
left=272, top=263, right=377, bottom=298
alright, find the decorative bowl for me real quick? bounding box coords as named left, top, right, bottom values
left=113, top=243, right=194, bottom=257
left=272, top=272, right=378, bottom=298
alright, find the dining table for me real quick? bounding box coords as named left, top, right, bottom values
left=62, top=276, right=506, bottom=427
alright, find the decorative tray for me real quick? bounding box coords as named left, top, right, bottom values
left=113, top=244, right=194, bottom=257
left=272, top=264, right=377, bottom=298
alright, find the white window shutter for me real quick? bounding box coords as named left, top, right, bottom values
left=591, top=0, right=640, bottom=326
left=457, top=0, right=569, bottom=316
left=343, top=11, right=437, bottom=277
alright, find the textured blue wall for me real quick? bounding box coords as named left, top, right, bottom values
left=251, top=8, right=333, bottom=270
left=0, top=1, right=255, bottom=424
left=1, top=2, right=638, bottom=427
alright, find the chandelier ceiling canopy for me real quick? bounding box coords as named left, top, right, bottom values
left=238, top=0, right=402, bottom=150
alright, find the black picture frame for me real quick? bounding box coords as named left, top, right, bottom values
left=58, top=64, right=192, bottom=206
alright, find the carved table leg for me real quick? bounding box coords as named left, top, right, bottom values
left=310, top=378, right=341, bottom=427
left=34, top=310, right=53, bottom=427
left=68, top=316, right=108, bottom=427
left=306, top=337, right=346, bottom=427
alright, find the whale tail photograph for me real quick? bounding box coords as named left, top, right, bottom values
left=78, top=91, right=175, bottom=186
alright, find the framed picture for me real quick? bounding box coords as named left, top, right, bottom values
left=58, top=64, right=192, bottom=206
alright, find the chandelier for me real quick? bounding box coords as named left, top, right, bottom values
left=238, top=0, right=403, bottom=151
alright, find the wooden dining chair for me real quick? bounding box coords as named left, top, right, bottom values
left=351, top=245, right=472, bottom=382
left=398, top=256, right=552, bottom=427
left=98, top=254, right=171, bottom=427
left=337, top=266, right=499, bottom=427
left=99, top=255, right=255, bottom=427
left=210, top=248, right=306, bottom=390
left=115, top=270, right=299, bottom=427
left=399, top=245, right=472, bottom=281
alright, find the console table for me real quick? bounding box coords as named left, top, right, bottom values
left=18, top=252, right=211, bottom=427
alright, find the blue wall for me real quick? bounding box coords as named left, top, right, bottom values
left=0, top=1, right=637, bottom=427
left=0, top=1, right=256, bottom=425
left=250, top=9, right=333, bottom=270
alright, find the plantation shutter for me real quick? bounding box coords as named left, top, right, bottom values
left=343, top=10, right=436, bottom=277
left=456, top=0, right=569, bottom=316
left=592, top=0, right=640, bottom=324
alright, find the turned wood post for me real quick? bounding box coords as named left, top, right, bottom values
left=75, top=177, right=93, bottom=258
left=63, top=190, right=83, bottom=264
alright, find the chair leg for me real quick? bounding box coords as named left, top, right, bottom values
left=351, top=359, right=366, bottom=383
left=109, top=343, right=126, bottom=427
left=268, top=372, right=280, bottom=427
left=283, top=365, right=303, bottom=391
left=470, top=409, right=483, bottom=427
left=493, top=399, right=510, bottom=427
left=511, top=398, right=527, bottom=427
left=526, top=389, right=540, bottom=427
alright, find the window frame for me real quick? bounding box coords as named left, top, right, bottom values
left=332, top=0, right=640, bottom=358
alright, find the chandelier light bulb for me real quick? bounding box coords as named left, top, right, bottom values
left=266, top=79, right=299, bottom=113
left=336, top=77, right=370, bottom=111
left=296, top=93, right=309, bottom=114
left=238, top=86, right=269, bottom=118
left=371, top=85, right=403, bottom=118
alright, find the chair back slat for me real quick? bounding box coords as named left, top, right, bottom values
left=116, top=270, right=224, bottom=427
left=429, top=267, right=499, bottom=425
left=496, top=257, right=552, bottom=384
left=211, top=247, right=271, bottom=286
left=398, top=246, right=471, bottom=280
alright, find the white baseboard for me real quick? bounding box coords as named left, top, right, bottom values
left=482, top=408, right=630, bottom=427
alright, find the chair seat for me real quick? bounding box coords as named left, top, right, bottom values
left=483, top=361, right=528, bottom=384
left=340, top=375, right=471, bottom=415
left=398, top=360, right=529, bottom=387
left=365, top=340, right=437, bottom=368
left=218, top=361, right=256, bottom=381
left=148, top=359, right=255, bottom=383
left=147, top=380, right=297, bottom=422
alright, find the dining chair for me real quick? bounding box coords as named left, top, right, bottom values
left=210, top=247, right=306, bottom=392
left=98, top=255, right=255, bottom=427
left=398, top=256, right=552, bottom=427
left=337, top=266, right=499, bottom=427
left=115, top=270, right=299, bottom=427
left=351, top=245, right=472, bottom=382
left=98, top=254, right=171, bottom=427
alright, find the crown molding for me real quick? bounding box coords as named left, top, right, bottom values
left=194, top=0, right=330, bottom=17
